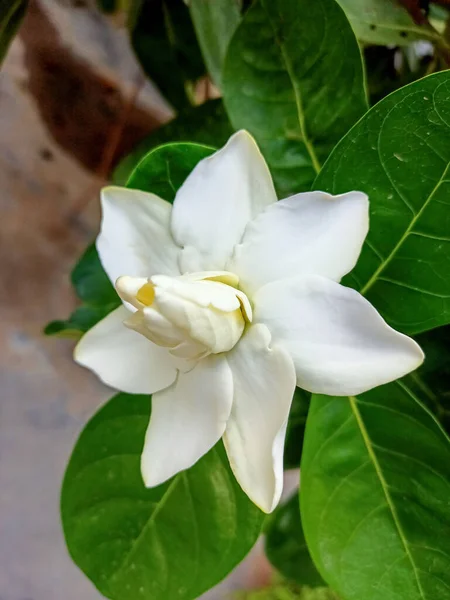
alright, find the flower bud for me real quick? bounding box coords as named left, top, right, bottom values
left=116, top=272, right=251, bottom=361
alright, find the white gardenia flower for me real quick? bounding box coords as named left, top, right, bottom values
left=75, top=131, right=424, bottom=513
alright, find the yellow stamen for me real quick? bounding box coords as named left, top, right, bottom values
left=136, top=283, right=155, bottom=306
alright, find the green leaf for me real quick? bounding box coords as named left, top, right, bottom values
left=0, top=0, right=28, bottom=64
left=336, top=0, right=441, bottom=46
left=126, top=141, right=214, bottom=199
left=71, top=244, right=119, bottom=307
left=265, top=494, right=325, bottom=588
left=44, top=306, right=113, bottom=339
left=301, top=382, right=450, bottom=600
left=284, top=388, right=311, bottom=470
left=44, top=245, right=120, bottom=338
left=189, top=0, right=241, bottom=87
left=113, top=100, right=232, bottom=185
left=131, top=0, right=205, bottom=109
left=61, top=392, right=264, bottom=600
left=222, top=0, right=367, bottom=197
left=315, top=71, right=450, bottom=335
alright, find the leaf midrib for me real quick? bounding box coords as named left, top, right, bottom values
left=260, top=0, right=321, bottom=175
left=348, top=396, right=426, bottom=599
left=108, top=473, right=182, bottom=589
left=360, top=161, right=450, bottom=296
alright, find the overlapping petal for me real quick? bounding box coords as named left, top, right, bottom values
left=224, top=324, right=296, bottom=513
left=229, top=191, right=368, bottom=294
left=74, top=306, right=177, bottom=394
left=141, top=355, right=233, bottom=487
left=254, top=275, right=424, bottom=396
left=97, top=187, right=180, bottom=286
left=171, top=131, right=277, bottom=273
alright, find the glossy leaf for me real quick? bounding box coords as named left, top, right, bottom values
left=0, top=0, right=28, bottom=64
left=301, top=382, right=450, bottom=600
left=265, top=494, right=325, bottom=587
left=114, top=100, right=231, bottom=185
left=62, top=393, right=264, bottom=600
left=126, top=141, right=214, bottom=199
left=315, top=71, right=450, bottom=335
left=222, top=0, right=367, bottom=196
left=131, top=0, right=205, bottom=109
left=336, top=0, right=441, bottom=46
left=189, top=0, right=241, bottom=87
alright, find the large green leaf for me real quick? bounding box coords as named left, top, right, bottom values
left=336, top=0, right=441, bottom=46
left=315, top=71, right=450, bottom=335
left=62, top=393, right=264, bottom=600
left=222, top=0, right=367, bottom=197
left=131, top=0, right=205, bottom=109
left=0, top=0, right=28, bottom=64
left=265, top=494, right=325, bottom=588
left=114, top=100, right=231, bottom=185
left=126, top=141, right=214, bottom=199
left=301, top=382, right=450, bottom=600
left=189, top=0, right=241, bottom=87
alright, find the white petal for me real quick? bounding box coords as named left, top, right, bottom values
left=141, top=355, right=233, bottom=487
left=171, top=131, right=277, bottom=272
left=74, top=306, right=177, bottom=394
left=254, top=275, right=424, bottom=396
left=223, top=324, right=296, bottom=513
left=229, top=191, right=369, bottom=294
left=97, top=186, right=181, bottom=286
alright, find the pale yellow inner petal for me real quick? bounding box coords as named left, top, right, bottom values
left=136, top=283, right=155, bottom=306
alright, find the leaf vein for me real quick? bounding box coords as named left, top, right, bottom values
left=349, top=396, right=426, bottom=599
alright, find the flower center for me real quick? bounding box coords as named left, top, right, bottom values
left=115, top=271, right=252, bottom=361
left=136, top=283, right=155, bottom=306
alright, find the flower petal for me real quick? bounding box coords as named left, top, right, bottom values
left=229, top=191, right=369, bottom=294
left=141, top=355, right=233, bottom=487
left=74, top=306, right=177, bottom=394
left=223, top=324, right=296, bottom=513
left=97, top=186, right=180, bottom=286
left=171, top=131, right=277, bottom=272
left=254, top=275, right=424, bottom=396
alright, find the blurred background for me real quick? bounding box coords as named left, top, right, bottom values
left=0, top=2, right=164, bottom=599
